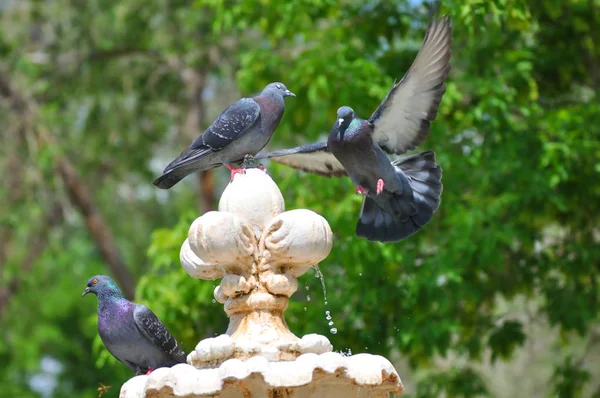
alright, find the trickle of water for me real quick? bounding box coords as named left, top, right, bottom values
left=313, top=265, right=328, bottom=300
left=313, top=265, right=338, bottom=336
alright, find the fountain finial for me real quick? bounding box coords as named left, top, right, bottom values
left=120, top=169, right=404, bottom=397
left=181, top=168, right=334, bottom=365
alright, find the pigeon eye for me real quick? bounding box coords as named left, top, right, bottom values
left=92, top=278, right=98, bottom=285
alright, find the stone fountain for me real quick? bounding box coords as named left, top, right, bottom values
left=120, top=169, right=404, bottom=397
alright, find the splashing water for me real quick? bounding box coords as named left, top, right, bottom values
left=313, top=265, right=338, bottom=335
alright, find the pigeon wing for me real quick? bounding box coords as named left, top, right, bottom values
left=369, top=13, right=452, bottom=155
left=133, top=305, right=186, bottom=363
left=163, top=98, right=261, bottom=172
left=258, top=142, right=347, bottom=177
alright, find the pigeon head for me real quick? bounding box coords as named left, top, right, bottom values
left=337, top=106, right=355, bottom=128
left=82, top=275, right=122, bottom=298
left=263, top=82, right=296, bottom=98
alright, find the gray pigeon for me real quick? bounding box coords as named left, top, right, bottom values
left=82, top=275, right=186, bottom=375
left=259, top=13, right=451, bottom=242
left=153, top=82, right=295, bottom=189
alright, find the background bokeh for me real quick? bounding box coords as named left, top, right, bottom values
left=1, top=0, right=599, bottom=397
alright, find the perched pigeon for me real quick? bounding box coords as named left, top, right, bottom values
left=259, top=13, right=451, bottom=242
left=82, top=275, right=186, bottom=375
left=153, top=82, right=296, bottom=189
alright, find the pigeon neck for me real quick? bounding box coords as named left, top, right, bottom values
left=337, top=118, right=358, bottom=139
left=97, top=288, right=126, bottom=313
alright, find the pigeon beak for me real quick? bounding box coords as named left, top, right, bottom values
left=82, top=287, right=90, bottom=297
left=338, top=118, right=344, bottom=125
left=285, top=90, right=296, bottom=98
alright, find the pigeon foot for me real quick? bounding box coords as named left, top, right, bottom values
left=355, top=185, right=369, bottom=195
left=146, top=368, right=154, bottom=375
left=240, top=154, right=266, bottom=172
left=376, top=179, right=385, bottom=195
left=226, top=164, right=245, bottom=180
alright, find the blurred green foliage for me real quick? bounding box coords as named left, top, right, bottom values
left=1, top=0, right=599, bottom=397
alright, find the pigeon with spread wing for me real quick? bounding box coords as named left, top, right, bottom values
left=260, top=13, right=451, bottom=242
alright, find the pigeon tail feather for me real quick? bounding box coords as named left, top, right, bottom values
left=356, top=151, right=442, bottom=242
left=152, top=167, right=194, bottom=189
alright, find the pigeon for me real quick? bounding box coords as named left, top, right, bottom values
left=82, top=275, right=186, bottom=375
left=258, top=13, right=451, bottom=242
left=153, top=82, right=296, bottom=189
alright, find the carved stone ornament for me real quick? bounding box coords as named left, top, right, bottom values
left=120, top=169, right=404, bottom=397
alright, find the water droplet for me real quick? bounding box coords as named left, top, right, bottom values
left=359, top=272, right=362, bottom=276
left=324, top=301, right=328, bottom=306
left=304, top=307, right=307, bottom=311
left=330, top=328, right=338, bottom=334
left=211, top=299, right=216, bottom=303
left=328, top=321, right=334, bottom=326
left=307, top=295, right=311, bottom=302
left=305, top=285, right=310, bottom=290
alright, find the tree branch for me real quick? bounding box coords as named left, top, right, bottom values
left=0, top=66, right=136, bottom=299
left=55, top=158, right=136, bottom=299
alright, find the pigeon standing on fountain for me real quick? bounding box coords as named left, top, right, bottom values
left=153, top=82, right=296, bottom=189
left=82, top=275, right=186, bottom=375
left=259, top=13, right=451, bottom=242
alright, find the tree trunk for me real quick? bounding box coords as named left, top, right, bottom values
left=182, top=68, right=216, bottom=213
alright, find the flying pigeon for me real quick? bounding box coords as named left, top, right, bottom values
left=259, top=13, right=451, bottom=242
left=153, top=82, right=296, bottom=189
left=82, top=275, right=186, bottom=375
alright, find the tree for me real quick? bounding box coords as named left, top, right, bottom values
left=0, top=0, right=599, bottom=397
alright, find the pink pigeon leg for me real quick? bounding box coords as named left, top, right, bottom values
left=355, top=185, right=369, bottom=195
left=376, top=178, right=385, bottom=195
left=146, top=368, right=154, bottom=375
left=225, top=164, right=245, bottom=180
